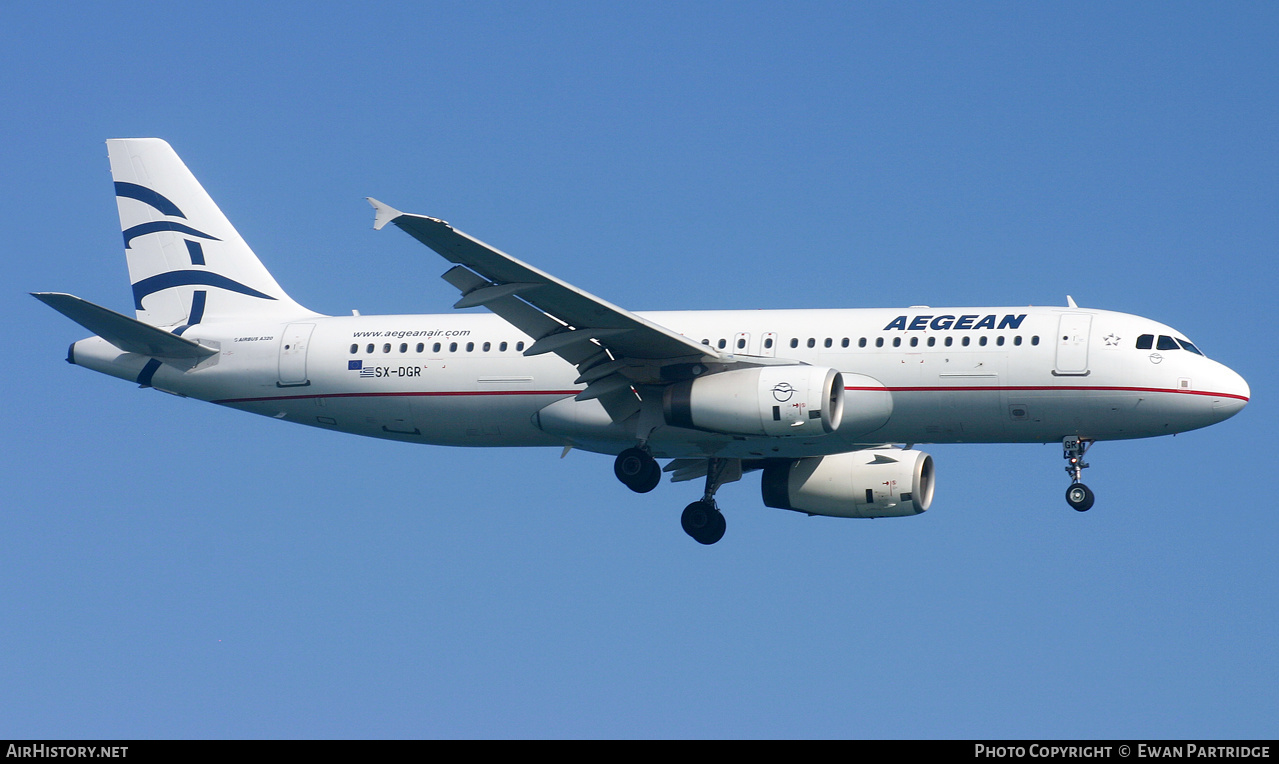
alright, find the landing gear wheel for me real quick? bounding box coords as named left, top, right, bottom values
left=681, top=500, right=726, bottom=545
left=634, top=458, right=661, bottom=493
left=1066, top=483, right=1095, bottom=512
left=615, top=448, right=659, bottom=493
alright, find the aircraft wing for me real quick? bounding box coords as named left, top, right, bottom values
left=369, top=199, right=734, bottom=419
left=369, top=199, right=718, bottom=363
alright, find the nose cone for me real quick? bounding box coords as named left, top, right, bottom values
left=1210, top=364, right=1250, bottom=421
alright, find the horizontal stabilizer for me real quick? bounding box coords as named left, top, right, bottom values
left=32, top=292, right=217, bottom=360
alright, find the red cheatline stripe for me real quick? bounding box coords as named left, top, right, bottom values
left=846, top=385, right=1249, bottom=401
left=216, top=385, right=1248, bottom=406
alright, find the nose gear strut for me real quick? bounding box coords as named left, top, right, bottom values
left=1062, top=436, right=1095, bottom=512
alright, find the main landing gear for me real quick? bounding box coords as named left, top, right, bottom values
left=681, top=458, right=731, bottom=545
left=1063, top=436, right=1095, bottom=512
left=612, top=449, right=730, bottom=545
left=614, top=447, right=660, bottom=493
left=681, top=500, right=725, bottom=546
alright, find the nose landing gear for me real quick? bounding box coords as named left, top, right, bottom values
left=1063, top=436, right=1095, bottom=512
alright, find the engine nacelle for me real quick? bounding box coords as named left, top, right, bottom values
left=761, top=448, right=935, bottom=518
left=664, top=365, right=844, bottom=437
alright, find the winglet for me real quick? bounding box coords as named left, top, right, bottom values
left=1066, top=295, right=1078, bottom=308
left=366, top=197, right=403, bottom=231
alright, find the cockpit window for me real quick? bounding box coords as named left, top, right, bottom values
left=1177, top=338, right=1203, bottom=356
left=1136, top=334, right=1154, bottom=350
left=1156, top=335, right=1180, bottom=351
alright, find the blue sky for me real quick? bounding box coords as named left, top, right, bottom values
left=2, top=2, right=1276, bottom=738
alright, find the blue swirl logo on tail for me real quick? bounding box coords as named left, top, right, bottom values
left=117, top=183, right=276, bottom=310
left=121, top=220, right=222, bottom=249
left=115, top=181, right=222, bottom=260
left=115, top=182, right=186, bottom=218
left=131, top=271, right=276, bottom=310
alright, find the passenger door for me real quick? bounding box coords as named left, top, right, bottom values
left=1054, top=313, right=1091, bottom=376
left=278, top=323, right=315, bottom=386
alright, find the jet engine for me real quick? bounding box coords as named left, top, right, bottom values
left=761, top=448, right=935, bottom=518
left=663, top=365, right=844, bottom=437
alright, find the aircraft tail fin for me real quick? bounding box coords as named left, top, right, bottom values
left=107, top=138, right=316, bottom=327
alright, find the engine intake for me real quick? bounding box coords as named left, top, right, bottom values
left=664, top=365, right=844, bottom=437
left=761, top=448, right=935, bottom=518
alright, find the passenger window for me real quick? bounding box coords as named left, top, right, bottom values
left=416, top=343, right=424, bottom=353
left=909, top=337, right=918, bottom=347
left=516, top=341, right=525, bottom=351
left=737, top=338, right=746, bottom=349
left=944, top=336, right=953, bottom=347
left=875, top=338, right=884, bottom=348
left=449, top=342, right=457, bottom=352
left=717, top=339, right=727, bottom=349
left=1157, top=335, right=1180, bottom=351
left=701, top=339, right=710, bottom=345
left=962, top=337, right=970, bottom=347
left=764, top=338, right=773, bottom=349
left=790, top=338, right=799, bottom=348
left=400, top=343, right=408, bottom=353
left=433, top=342, right=441, bottom=353
left=996, top=336, right=1005, bottom=346
left=366, top=344, right=374, bottom=354
left=500, top=341, right=508, bottom=351
left=466, top=342, right=475, bottom=352
left=858, top=338, right=867, bottom=348
left=927, top=337, right=936, bottom=347
left=383, top=343, right=391, bottom=353
left=841, top=338, right=849, bottom=348
left=1031, top=336, right=1040, bottom=346
left=807, top=338, right=816, bottom=348
left=483, top=341, right=491, bottom=352
left=892, top=337, right=901, bottom=347
left=824, top=338, right=832, bottom=348
left=979, top=336, right=988, bottom=346
left=1014, top=336, right=1022, bottom=346
left=1136, top=334, right=1154, bottom=350
left=349, top=344, right=358, bottom=354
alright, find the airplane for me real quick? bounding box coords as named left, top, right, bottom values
left=35, top=139, right=1251, bottom=544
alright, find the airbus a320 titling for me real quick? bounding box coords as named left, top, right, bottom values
left=35, top=139, right=1250, bottom=544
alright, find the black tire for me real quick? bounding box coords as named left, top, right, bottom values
left=632, top=458, right=661, bottom=494
left=614, top=447, right=654, bottom=490
left=1066, top=483, right=1095, bottom=512
left=681, top=500, right=726, bottom=545
left=706, top=508, right=727, bottom=544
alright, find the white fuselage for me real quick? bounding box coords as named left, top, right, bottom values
left=69, top=305, right=1250, bottom=460
left=42, top=138, right=1252, bottom=538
